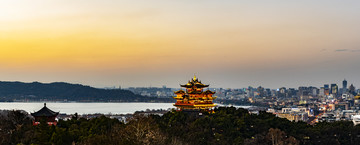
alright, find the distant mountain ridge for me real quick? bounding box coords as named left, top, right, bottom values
left=0, top=81, right=171, bottom=102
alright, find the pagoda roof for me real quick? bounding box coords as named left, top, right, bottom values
left=31, top=103, right=59, bottom=117
left=180, top=75, right=209, bottom=88
left=203, top=90, right=216, bottom=94
left=174, top=90, right=186, bottom=94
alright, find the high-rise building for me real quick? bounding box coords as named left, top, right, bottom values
left=248, top=86, right=254, bottom=97
left=298, top=86, right=310, bottom=97
left=265, top=88, right=271, bottom=97
left=319, top=87, right=325, bottom=96
left=331, top=84, right=338, bottom=96
left=257, top=86, right=265, bottom=97
left=312, top=87, right=319, bottom=96
left=343, top=79, right=348, bottom=94
left=324, top=84, right=330, bottom=96
left=278, top=87, right=286, bottom=98
left=349, top=84, right=356, bottom=95
left=288, top=88, right=296, bottom=98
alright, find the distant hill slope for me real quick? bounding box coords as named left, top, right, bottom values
left=0, top=81, right=171, bottom=102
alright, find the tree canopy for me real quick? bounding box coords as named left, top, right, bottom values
left=1, top=107, right=360, bottom=145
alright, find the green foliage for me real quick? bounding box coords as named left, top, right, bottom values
left=2, top=107, right=360, bottom=145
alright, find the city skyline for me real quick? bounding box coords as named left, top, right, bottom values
left=1, top=1, right=360, bottom=88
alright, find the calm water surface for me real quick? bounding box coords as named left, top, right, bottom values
left=0, top=102, right=175, bottom=114
left=0, top=102, right=251, bottom=114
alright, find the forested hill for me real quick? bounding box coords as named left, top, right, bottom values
left=0, top=81, right=171, bottom=102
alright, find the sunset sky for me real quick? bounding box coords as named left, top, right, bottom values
left=1, top=0, right=360, bottom=89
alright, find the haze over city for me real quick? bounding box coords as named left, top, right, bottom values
left=1, top=0, right=360, bottom=88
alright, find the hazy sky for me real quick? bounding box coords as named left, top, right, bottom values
left=1, top=0, right=360, bottom=89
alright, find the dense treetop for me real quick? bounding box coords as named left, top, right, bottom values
left=1, top=107, right=360, bottom=145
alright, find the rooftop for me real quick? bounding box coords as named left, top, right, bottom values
left=31, top=103, right=59, bottom=117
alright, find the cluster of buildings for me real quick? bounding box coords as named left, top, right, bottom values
left=259, top=79, right=360, bottom=124
left=267, top=107, right=310, bottom=122
left=212, top=80, right=359, bottom=101
left=124, top=86, right=174, bottom=98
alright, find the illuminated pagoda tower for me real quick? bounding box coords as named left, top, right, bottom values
left=31, top=103, right=59, bottom=126
left=173, top=75, right=217, bottom=112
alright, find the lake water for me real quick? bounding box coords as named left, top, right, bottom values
left=0, top=102, right=251, bottom=115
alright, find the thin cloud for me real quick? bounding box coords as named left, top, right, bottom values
left=335, top=49, right=349, bottom=52
left=334, top=49, right=360, bottom=52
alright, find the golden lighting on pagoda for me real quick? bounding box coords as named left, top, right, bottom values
left=173, top=76, right=217, bottom=112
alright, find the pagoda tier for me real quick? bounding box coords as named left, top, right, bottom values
left=173, top=76, right=217, bottom=112
left=31, top=103, right=59, bottom=126
left=180, top=75, right=209, bottom=88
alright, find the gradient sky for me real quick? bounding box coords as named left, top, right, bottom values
left=1, top=0, right=360, bottom=89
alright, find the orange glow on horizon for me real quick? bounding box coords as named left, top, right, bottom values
left=1, top=1, right=360, bottom=88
